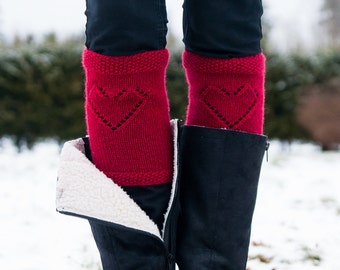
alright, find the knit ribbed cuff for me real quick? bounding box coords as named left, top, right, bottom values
left=83, top=48, right=170, bottom=75
left=183, top=50, right=265, bottom=74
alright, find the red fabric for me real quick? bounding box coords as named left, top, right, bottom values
left=83, top=48, right=173, bottom=186
left=183, top=50, right=266, bottom=134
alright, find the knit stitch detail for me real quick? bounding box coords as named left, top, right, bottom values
left=89, top=87, right=149, bottom=131
left=184, top=50, right=266, bottom=134
left=183, top=50, right=265, bottom=74
left=199, top=85, right=259, bottom=129
left=83, top=48, right=169, bottom=75
left=105, top=170, right=173, bottom=186
left=84, top=48, right=173, bottom=186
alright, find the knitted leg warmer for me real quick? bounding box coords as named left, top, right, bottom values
left=183, top=50, right=266, bottom=134
left=84, top=48, right=173, bottom=186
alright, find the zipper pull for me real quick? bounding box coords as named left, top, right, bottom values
left=265, top=141, right=270, bottom=162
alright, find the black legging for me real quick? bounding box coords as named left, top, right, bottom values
left=85, top=0, right=263, bottom=58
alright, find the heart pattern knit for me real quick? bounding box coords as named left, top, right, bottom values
left=83, top=49, right=173, bottom=186
left=183, top=50, right=266, bottom=134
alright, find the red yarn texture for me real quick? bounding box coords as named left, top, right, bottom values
left=184, top=50, right=266, bottom=134
left=83, top=49, right=173, bottom=186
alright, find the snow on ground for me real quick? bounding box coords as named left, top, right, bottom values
left=248, top=142, right=340, bottom=270
left=0, top=138, right=339, bottom=269
left=0, top=139, right=99, bottom=270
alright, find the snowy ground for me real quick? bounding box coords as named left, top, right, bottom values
left=0, top=138, right=339, bottom=270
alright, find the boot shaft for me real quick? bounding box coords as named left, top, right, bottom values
left=177, top=125, right=268, bottom=270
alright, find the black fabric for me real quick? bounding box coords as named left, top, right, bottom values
left=83, top=137, right=92, bottom=162
left=84, top=0, right=263, bottom=58
left=123, top=184, right=172, bottom=233
left=162, top=122, right=183, bottom=269
left=183, top=0, right=263, bottom=58
left=81, top=123, right=181, bottom=270
left=89, top=220, right=169, bottom=270
left=85, top=0, right=168, bottom=56
left=176, top=126, right=267, bottom=270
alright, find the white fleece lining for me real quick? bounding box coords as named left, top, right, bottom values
left=56, top=120, right=179, bottom=239
left=162, top=120, right=179, bottom=236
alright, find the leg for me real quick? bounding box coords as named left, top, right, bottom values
left=85, top=0, right=168, bottom=56
left=57, top=1, right=178, bottom=269
left=182, top=0, right=265, bottom=134
left=177, top=1, right=267, bottom=269
left=182, top=0, right=263, bottom=58
left=84, top=0, right=173, bottom=232
left=84, top=0, right=173, bottom=222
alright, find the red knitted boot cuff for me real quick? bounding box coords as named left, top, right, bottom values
left=184, top=50, right=266, bottom=134
left=84, top=49, right=173, bottom=186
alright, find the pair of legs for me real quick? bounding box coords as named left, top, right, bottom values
left=85, top=0, right=263, bottom=58
left=57, top=1, right=267, bottom=268
left=84, top=0, right=265, bottom=190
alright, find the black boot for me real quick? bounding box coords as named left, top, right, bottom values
left=176, top=125, right=268, bottom=270
left=56, top=120, right=181, bottom=270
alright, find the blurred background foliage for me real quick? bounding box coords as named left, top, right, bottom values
left=1, top=1, right=340, bottom=150
left=0, top=34, right=85, bottom=148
